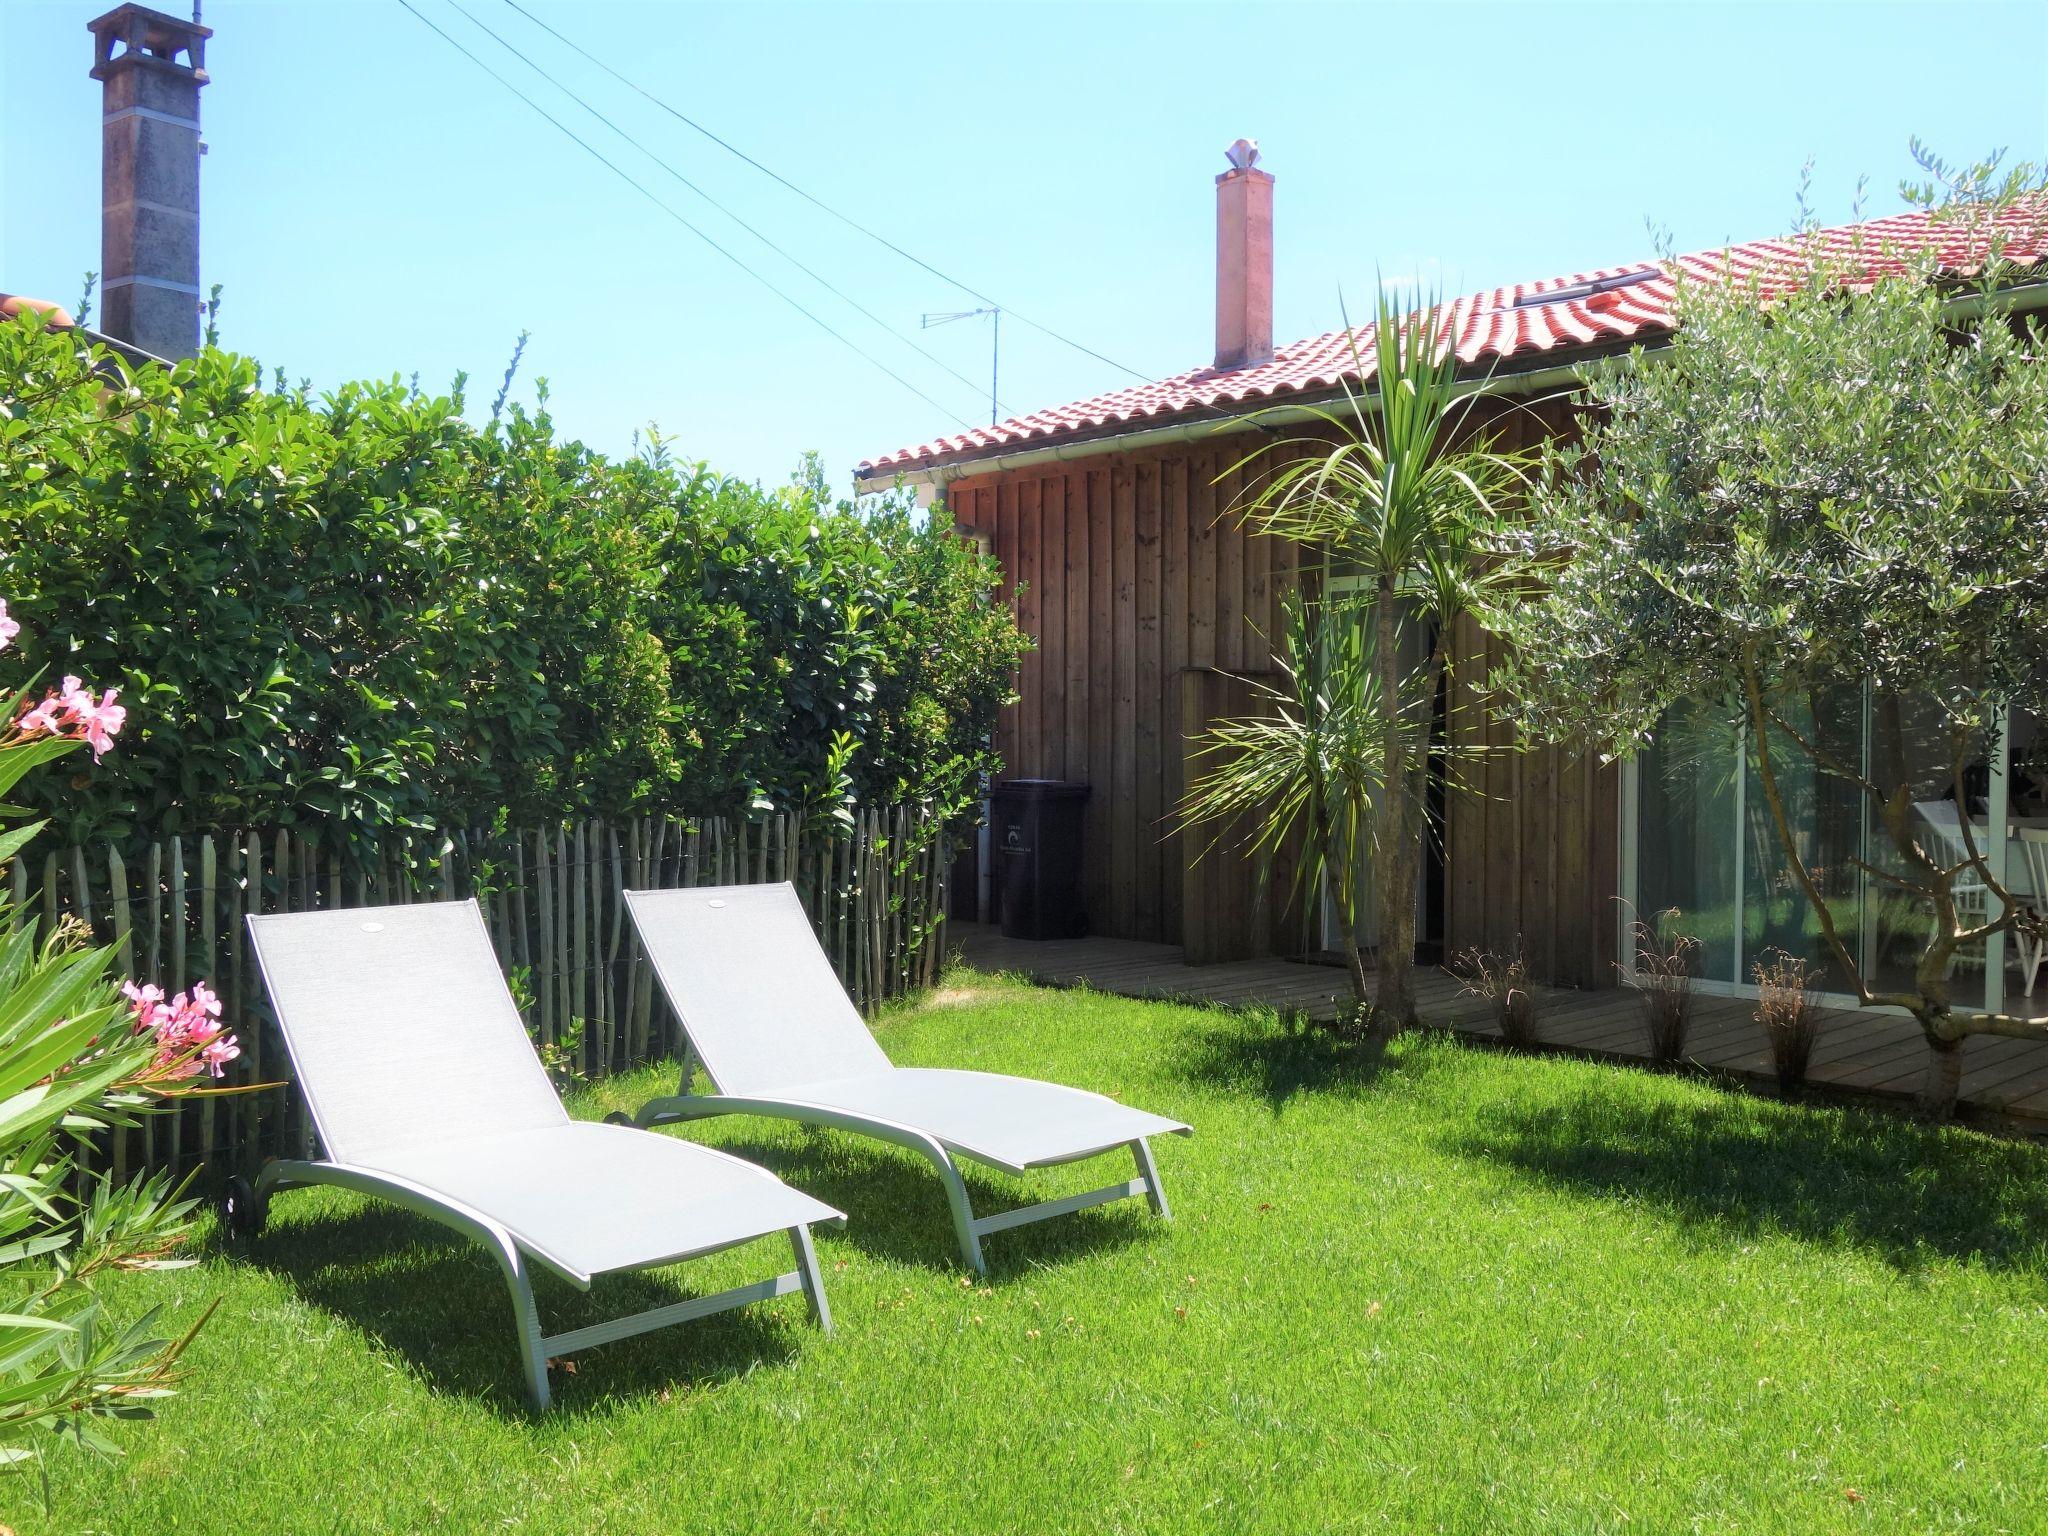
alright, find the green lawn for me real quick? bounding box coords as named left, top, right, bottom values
left=33, top=972, right=2048, bottom=1534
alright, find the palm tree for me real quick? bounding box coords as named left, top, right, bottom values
left=1226, top=290, right=1531, bottom=1033
left=1176, top=589, right=1393, bottom=1012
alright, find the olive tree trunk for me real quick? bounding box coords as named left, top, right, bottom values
left=1740, top=662, right=2048, bottom=1120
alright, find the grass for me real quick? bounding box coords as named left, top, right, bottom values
left=31, top=970, right=2048, bottom=1534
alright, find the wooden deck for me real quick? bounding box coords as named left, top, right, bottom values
left=952, top=922, right=2048, bottom=1135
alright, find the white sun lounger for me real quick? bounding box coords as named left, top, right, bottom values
left=242, top=899, right=841, bottom=1410
left=622, top=883, right=1190, bottom=1273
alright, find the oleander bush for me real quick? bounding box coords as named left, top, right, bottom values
left=0, top=316, right=1025, bottom=853
left=0, top=608, right=233, bottom=1490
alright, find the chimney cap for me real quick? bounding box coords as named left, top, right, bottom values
left=1224, top=138, right=1261, bottom=172
left=88, top=4, right=211, bottom=84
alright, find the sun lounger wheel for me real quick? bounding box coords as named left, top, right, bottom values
left=221, top=1174, right=268, bottom=1238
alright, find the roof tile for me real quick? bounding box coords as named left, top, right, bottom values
left=860, top=202, right=2048, bottom=475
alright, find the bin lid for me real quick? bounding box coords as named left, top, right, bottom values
left=992, top=778, right=1091, bottom=800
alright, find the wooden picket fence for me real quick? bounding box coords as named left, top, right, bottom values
left=12, top=804, right=952, bottom=1184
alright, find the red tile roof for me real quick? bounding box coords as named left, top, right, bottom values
left=0, top=293, right=77, bottom=330
left=859, top=201, right=2048, bottom=478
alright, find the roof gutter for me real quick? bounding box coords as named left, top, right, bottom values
left=857, top=275, right=2048, bottom=499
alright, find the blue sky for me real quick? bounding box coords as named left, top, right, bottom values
left=4, top=1, right=2045, bottom=492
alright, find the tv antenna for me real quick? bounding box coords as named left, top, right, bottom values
left=922, top=306, right=1000, bottom=426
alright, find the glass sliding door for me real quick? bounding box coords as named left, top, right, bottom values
left=1741, top=689, right=1865, bottom=993
left=1863, top=688, right=1983, bottom=997
left=1634, top=700, right=1741, bottom=983
left=1627, top=688, right=2017, bottom=1012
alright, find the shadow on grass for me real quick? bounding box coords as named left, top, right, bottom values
left=707, top=1128, right=1156, bottom=1278
left=1458, top=1088, right=2048, bottom=1275
left=1171, top=1009, right=1402, bottom=1115
left=225, top=1203, right=807, bottom=1417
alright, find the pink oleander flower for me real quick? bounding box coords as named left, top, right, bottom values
left=123, top=977, right=238, bottom=1080
left=58, top=676, right=124, bottom=760
left=0, top=600, right=16, bottom=654
left=15, top=695, right=65, bottom=737
left=120, top=980, right=166, bottom=1013
left=14, top=676, right=125, bottom=760
left=199, top=1033, right=241, bottom=1075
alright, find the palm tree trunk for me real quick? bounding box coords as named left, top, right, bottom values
left=1310, top=764, right=1373, bottom=1018
left=1341, top=929, right=1372, bottom=1016
left=1373, top=581, right=1419, bottom=1033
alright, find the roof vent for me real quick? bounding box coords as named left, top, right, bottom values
left=1511, top=268, right=1659, bottom=310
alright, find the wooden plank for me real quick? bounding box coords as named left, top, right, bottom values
left=1264, top=520, right=1306, bottom=955
left=1441, top=614, right=1479, bottom=960
left=1015, top=475, right=1042, bottom=778
left=242, top=834, right=265, bottom=1164
left=169, top=836, right=187, bottom=987
left=534, top=829, right=555, bottom=1047
left=995, top=479, right=1019, bottom=782
left=1588, top=757, right=1622, bottom=986
left=146, top=841, right=163, bottom=981
left=106, top=848, right=132, bottom=1181
left=1243, top=455, right=1273, bottom=665
left=1085, top=467, right=1115, bottom=933
left=198, top=835, right=217, bottom=1168
left=555, top=825, right=573, bottom=1054
left=39, top=852, right=57, bottom=946
left=1482, top=634, right=1519, bottom=958
left=1110, top=460, right=1139, bottom=938
left=1160, top=455, right=1190, bottom=946
left=1214, top=459, right=1245, bottom=672
left=1521, top=740, right=1555, bottom=978
left=1062, top=468, right=1091, bottom=796
left=1038, top=472, right=1067, bottom=781
left=1549, top=749, right=1586, bottom=985
left=1135, top=458, right=1164, bottom=940
left=605, top=824, right=626, bottom=1071
left=222, top=837, right=247, bottom=1171
left=1180, top=669, right=1277, bottom=964
left=1189, top=448, right=1218, bottom=669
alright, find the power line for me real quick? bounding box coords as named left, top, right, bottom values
left=440, top=0, right=1009, bottom=417
left=499, top=0, right=1159, bottom=390
left=395, top=0, right=978, bottom=431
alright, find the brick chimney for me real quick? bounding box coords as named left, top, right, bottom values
left=1214, top=139, right=1273, bottom=372
left=88, top=4, right=211, bottom=361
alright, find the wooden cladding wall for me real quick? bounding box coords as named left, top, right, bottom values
left=950, top=392, right=1619, bottom=986
left=1179, top=668, right=1310, bottom=964
left=949, top=438, right=1300, bottom=946
left=1437, top=393, right=1620, bottom=988
left=1442, top=610, right=1620, bottom=987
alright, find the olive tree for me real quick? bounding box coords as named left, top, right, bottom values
left=1499, top=173, right=2048, bottom=1114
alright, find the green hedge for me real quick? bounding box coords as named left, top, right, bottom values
left=0, top=314, right=1025, bottom=849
